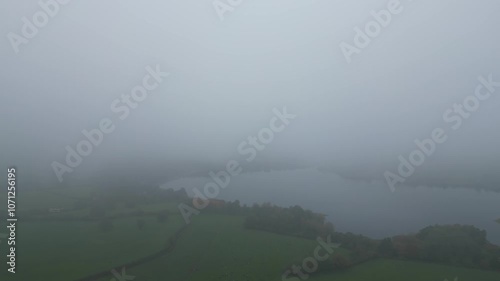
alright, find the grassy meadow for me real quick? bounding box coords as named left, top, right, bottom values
left=0, top=187, right=499, bottom=281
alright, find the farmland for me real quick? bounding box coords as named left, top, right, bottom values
left=0, top=187, right=499, bottom=281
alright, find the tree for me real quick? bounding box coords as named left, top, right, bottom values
left=377, top=238, right=396, bottom=257
left=331, top=255, right=352, bottom=270
left=392, top=235, right=421, bottom=259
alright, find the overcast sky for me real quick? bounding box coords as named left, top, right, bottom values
left=1, top=0, right=499, bottom=191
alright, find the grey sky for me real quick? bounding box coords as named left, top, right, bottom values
left=1, top=0, right=499, bottom=191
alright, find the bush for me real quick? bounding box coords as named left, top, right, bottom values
left=331, top=255, right=352, bottom=270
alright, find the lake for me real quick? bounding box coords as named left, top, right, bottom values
left=162, top=168, right=500, bottom=245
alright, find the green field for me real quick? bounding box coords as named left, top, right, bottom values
left=118, top=214, right=500, bottom=281
left=310, top=259, right=500, bottom=281
left=0, top=214, right=184, bottom=281
left=0, top=186, right=93, bottom=210
left=122, top=214, right=350, bottom=281
left=1, top=188, right=499, bottom=281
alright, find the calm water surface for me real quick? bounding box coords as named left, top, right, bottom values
left=163, top=168, right=500, bottom=245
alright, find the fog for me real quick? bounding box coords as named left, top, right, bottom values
left=1, top=0, right=500, bottom=192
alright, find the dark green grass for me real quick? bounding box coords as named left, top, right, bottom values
left=125, top=214, right=350, bottom=281
left=309, top=259, right=500, bottom=281
left=0, top=215, right=184, bottom=281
